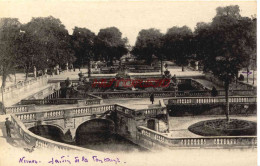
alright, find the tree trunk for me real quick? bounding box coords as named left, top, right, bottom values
left=235, top=71, right=238, bottom=89
left=224, top=81, right=230, bottom=122
left=161, top=58, right=163, bottom=76
left=110, top=58, right=114, bottom=66
left=1, top=73, right=6, bottom=114
left=88, top=60, right=91, bottom=78
left=182, top=65, right=185, bottom=72
left=1, top=86, right=4, bottom=114
left=14, top=70, right=16, bottom=84
left=166, top=110, right=170, bottom=133
left=25, top=67, right=29, bottom=80
left=253, top=70, right=255, bottom=85
left=247, top=67, right=249, bottom=83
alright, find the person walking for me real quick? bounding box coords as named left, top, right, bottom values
left=150, top=93, right=155, bottom=104
left=5, top=117, right=12, bottom=137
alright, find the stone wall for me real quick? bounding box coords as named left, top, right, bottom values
left=0, top=75, right=49, bottom=106
left=168, top=103, right=256, bottom=116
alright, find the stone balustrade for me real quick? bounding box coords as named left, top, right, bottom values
left=14, top=103, right=165, bottom=123
left=190, top=79, right=210, bottom=90
left=23, top=83, right=60, bottom=100
left=20, top=97, right=102, bottom=106
left=10, top=114, right=101, bottom=153
left=91, top=89, right=256, bottom=99
left=205, top=72, right=256, bottom=90
left=115, top=104, right=166, bottom=119
left=44, top=89, right=61, bottom=99
left=5, top=105, right=35, bottom=114
left=21, top=98, right=79, bottom=105
left=15, top=104, right=116, bottom=122
left=85, top=99, right=103, bottom=105
left=72, top=105, right=115, bottom=117
left=137, top=126, right=257, bottom=148
left=167, top=96, right=256, bottom=105
left=115, top=105, right=136, bottom=117
left=1, top=75, right=48, bottom=94
left=0, top=75, right=49, bottom=106
left=134, top=107, right=167, bottom=120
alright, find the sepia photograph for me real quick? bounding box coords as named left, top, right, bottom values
left=0, top=0, right=257, bottom=165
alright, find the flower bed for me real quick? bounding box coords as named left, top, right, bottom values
left=188, top=119, right=257, bottom=136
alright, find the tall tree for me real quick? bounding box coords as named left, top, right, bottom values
left=163, top=26, right=193, bottom=71
left=196, top=5, right=256, bottom=121
left=0, top=18, right=21, bottom=112
left=19, top=16, right=75, bottom=77
left=72, top=27, right=95, bottom=77
left=132, top=28, right=163, bottom=65
left=95, top=27, right=128, bottom=66
left=15, top=24, right=42, bottom=78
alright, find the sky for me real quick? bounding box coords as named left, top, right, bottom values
left=0, top=0, right=257, bottom=46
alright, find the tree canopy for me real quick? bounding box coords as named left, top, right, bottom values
left=22, top=16, right=75, bottom=71
left=72, top=27, right=96, bottom=67
left=194, top=5, right=256, bottom=121
left=95, top=27, right=128, bottom=66
left=0, top=18, right=21, bottom=87
left=163, top=26, right=193, bottom=70
left=131, top=28, right=163, bottom=65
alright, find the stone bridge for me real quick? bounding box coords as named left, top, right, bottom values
left=13, top=103, right=168, bottom=144
left=8, top=95, right=257, bottom=151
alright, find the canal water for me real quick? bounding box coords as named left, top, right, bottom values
left=76, top=133, right=146, bottom=153
left=29, top=126, right=146, bottom=153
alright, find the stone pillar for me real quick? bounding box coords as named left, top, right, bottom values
left=77, top=99, right=86, bottom=107
left=56, top=64, right=59, bottom=75
left=195, top=61, right=199, bottom=71
left=44, top=69, right=47, bottom=75
left=71, top=64, right=74, bottom=71
left=66, top=62, right=69, bottom=72
left=33, top=66, right=37, bottom=78
left=63, top=129, right=76, bottom=142
left=27, top=104, right=36, bottom=112
left=155, top=119, right=159, bottom=132
left=99, top=99, right=103, bottom=104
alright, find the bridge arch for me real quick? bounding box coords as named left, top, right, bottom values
left=75, top=119, right=115, bottom=144
left=28, top=125, right=65, bottom=142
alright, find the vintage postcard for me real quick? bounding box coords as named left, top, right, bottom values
left=0, top=0, right=257, bottom=166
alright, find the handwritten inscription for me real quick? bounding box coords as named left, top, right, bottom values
left=242, top=71, right=253, bottom=75
left=19, top=157, right=41, bottom=164
left=19, top=155, right=125, bottom=165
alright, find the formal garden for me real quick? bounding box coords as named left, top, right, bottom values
left=0, top=5, right=257, bottom=153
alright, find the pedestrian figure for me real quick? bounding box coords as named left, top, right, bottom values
left=211, top=86, right=218, bottom=97
left=150, top=93, right=155, bottom=104
left=5, top=117, right=12, bottom=137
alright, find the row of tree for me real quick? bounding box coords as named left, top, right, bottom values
left=0, top=17, right=128, bottom=83
left=132, top=5, right=256, bottom=121
left=0, top=5, right=256, bottom=119
left=132, top=6, right=256, bottom=72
